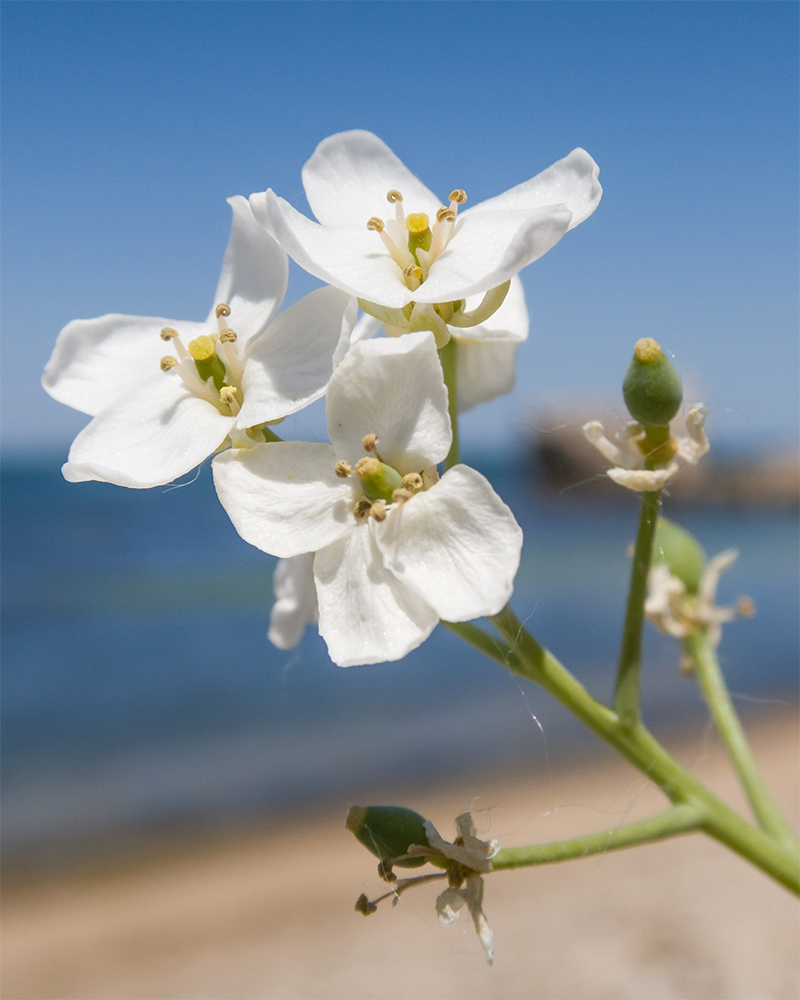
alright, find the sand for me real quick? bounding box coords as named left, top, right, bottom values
left=3, top=709, right=799, bottom=1000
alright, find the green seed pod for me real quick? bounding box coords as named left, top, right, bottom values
left=653, top=518, right=707, bottom=594
left=355, top=458, right=405, bottom=503
left=346, top=805, right=431, bottom=868
left=623, top=338, right=683, bottom=427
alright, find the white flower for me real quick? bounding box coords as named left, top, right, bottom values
left=646, top=550, right=754, bottom=647
left=213, top=331, right=523, bottom=667
left=582, top=404, right=710, bottom=492
left=350, top=276, right=529, bottom=412
left=43, top=196, right=356, bottom=488
left=250, top=130, right=601, bottom=333
left=268, top=554, right=318, bottom=650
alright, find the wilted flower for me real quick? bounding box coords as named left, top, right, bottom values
left=43, top=197, right=355, bottom=488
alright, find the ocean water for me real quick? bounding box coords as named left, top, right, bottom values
left=2, top=458, right=797, bottom=865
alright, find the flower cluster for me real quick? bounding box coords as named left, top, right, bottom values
left=43, top=130, right=602, bottom=666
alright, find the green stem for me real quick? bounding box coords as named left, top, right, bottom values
left=615, top=489, right=661, bottom=727
left=440, top=620, right=522, bottom=671
left=492, top=805, right=702, bottom=871
left=684, top=629, right=799, bottom=850
left=487, top=605, right=799, bottom=893
left=262, top=426, right=283, bottom=443
left=438, top=339, right=460, bottom=470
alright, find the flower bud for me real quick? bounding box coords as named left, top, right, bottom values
left=653, top=518, right=707, bottom=594
left=346, top=805, right=431, bottom=869
left=623, top=338, right=683, bottom=427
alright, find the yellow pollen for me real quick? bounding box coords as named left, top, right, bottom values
left=219, top=328, right=237, bottom=343
left=367, top=217, right=385, bottom=232
left=406, top=213, right=430, bottom=234
left=219, top=386, right=238, bottom=405
left=386, top=189, right=403, bottom=203
left=334, top=460, right=352, bottom=479
left=160, top=327, right=178, bottom=341
left=160, top=356, right=178, bottom=372
left=449, top=189, right=467, bottom=204
left=403, top=264, right=422, bottom=281
left=436, top=207, right=456, bottom=223
left=187, top=335, right=216, bottom=361
left=634, top=337, right=662, bottom=362
left=215, top=303, right=231, bottom=318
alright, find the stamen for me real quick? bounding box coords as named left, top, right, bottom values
left=160, top=328, right=190, bottom=363
left=386, top=190, right=403, bottom=203
left=160, top=327, right=179, bottom=341
left=368, top=217, right=414, bottom=269
left=402, top=472, right=424, bottom=492
left=367, top=217, right=385, bottom=233
left=403, top=264, right=422, bottom=291
left=436, top=207, right=456, bottom=224
left=368, top=501, right=387, bottom=522
left=449, top=189, right=467, bottom=205
left=160, top=356, right=178, bottom=372
left=335, top=460, right=353, bottom=478
left=219, top=386, right=240, bottom=415
left=361, top=433, right=380, bottom=455
left=216, top=333, right=244, bottom=385
left=215, top=303, right=231, bottom=318
left=387, top=189, right=405, bottom=227
left=353, top=499, right=373, bottom=520
left=219, top=328, right=237, bottom=343
left=391, top=489, right=413, bottom=505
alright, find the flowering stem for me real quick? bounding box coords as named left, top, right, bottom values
left=485, top=605, right=799, bottom=893
left=683, top=629, right=799, bottom=850
left=615, top=489, right=661, bottom=727
left=440, top=620, right=522, bottom=670
left=491, top=804, right=702, bottom=871
left=438, top=339, right=460, bottom=470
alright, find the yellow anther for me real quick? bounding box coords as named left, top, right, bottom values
left=219, top=328, right=238, bottom=343
left=160, top=327, right=178, bottom=341
left=362, top=433, right=380, bottom=454
left=353, top=499, right=373, bottom=520
left=219, top=386, right=238, bottom=404
left=386, top=189, right=403, bottom=203
left=367, top=217, right=385, bottom=232
left=449, top=189, right=467, bottom=204
left=160, top=356, right=178, bottom=372
left=215, top=303, right=231, bottom=318
left=369, top=501, right=387, bottom=522
left=634, top=338, right=662, bottom=362
left=335, top=460, right=352, bottom=479
left=403, top=264, right=423, bottom=281
left=355, top=456, right=380, bottom=478
left=436, top=207, right=456, bottom=224
left=406, top=213, right=430, bottom=234
left=187, top=335, right=216, bottom=361
left=737, top=596, right=756, bottom=618
left=402, top=472, right=424, bottom=491
left=391, top=489, right=413, bottom=505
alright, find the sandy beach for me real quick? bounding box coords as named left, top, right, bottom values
left=3, top=709, right=798, bottom=1000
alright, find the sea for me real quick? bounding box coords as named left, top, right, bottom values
left=2, top=456, right=798, bottom=870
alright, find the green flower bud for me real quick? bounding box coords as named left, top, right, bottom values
left=623, top=338, right=683, bottom=427
left=653, top=518, right=707, bottom=594
left=346, top=805, right=431, bottom=868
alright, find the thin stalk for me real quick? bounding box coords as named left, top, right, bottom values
left=440, top=619, right=522, bottom=671
left=438, top=339, right=460, bottom=470
left=684, top=629, right=799, bottom=850
left=615, top=489, right=661, bottom=727
left=487, top=605, right=799, bottom=893
left=492, top=804, right=702, bottom=871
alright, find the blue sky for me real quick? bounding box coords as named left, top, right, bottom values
left=3, top=0, right=798, bottom=459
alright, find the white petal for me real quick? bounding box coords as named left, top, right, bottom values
left=375, top=465, right=523, bottom=621
left=301, top=130, right=441, bottom=228
left=350, top=312, right=382, bottom=347
left=268, top=554, right=318, bottom=650
left=607, top=463, right=679, bottom=491
left=237, top=287, right=356, bottom=427
left=435, top=887, right=468, bottom=926
left=62, top=375, right=234, bottom=488
left=256, top=193, right=416, bottom=309
left=459, top=275, right=529, bottom=344
left=463, top=874, right=495, bottom=965
left=42, top=314, right=208, bottom=416
left=209, top=196, right=289, bottom=345
left=454, top=337, right=520, bottom=412
left=212, top=442, right=356, bottom=558
left=313, top=523, right=438, bottom=667
left=676, top=404, right=710, bottom=465
left=326, top=332, right=451, bottom=474
left=699, top=549, right=738, bottom=606
left=413, top=207, right=572, bottom=304
left=423, top=819, right=496, bottom=873
left=583, top=421, right=640, bottom=469
left=463, top=147, right=602, bottom=231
